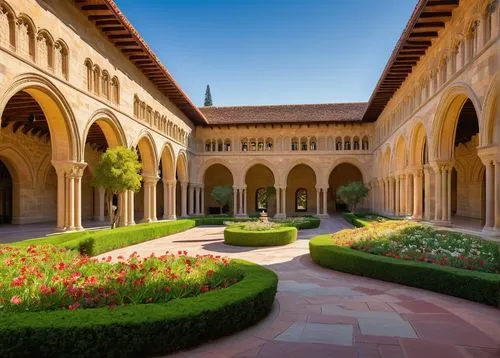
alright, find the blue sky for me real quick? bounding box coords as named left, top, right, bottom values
left=114, top=0, right=416, bottom=106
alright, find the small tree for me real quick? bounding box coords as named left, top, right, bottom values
left=91, top=146, right=142, bottom=228
left=336, top=181, right=368, bottom=214
left=204, top=84, right=213, bottom=106
left=210, top=185, right=232, bottom=214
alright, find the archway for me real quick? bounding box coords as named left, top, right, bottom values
left=0, top=160, right=12, bottom=224
left=409, top=122, right=430, bottom=220
left=392, top=136, right=408, bottom=216
left=203, top=164, right=234, bottom=215
left=434, top=94, right=485, bottom=228
left=134, top=133, right=158, bottom=222
left=245, top=164, right=275, bottom=216
left=157, top=143, right=176, bottom=219
left=328, top=163, right=363, bottom=213
left=286, top=164, right=317, bottom=216
left=175, top=152, right=188, bottom=217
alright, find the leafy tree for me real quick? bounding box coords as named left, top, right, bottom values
left=336, top=181, right=368, bottom=214
left=91, top=146, right=142, bottom=228
left=210, top=185, right=232, bottom=214
left=204, top=84, right=213, bottom=106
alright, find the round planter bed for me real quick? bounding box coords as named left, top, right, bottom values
left=224, top=226, right=297, bottom=246
left=0, top=260, right=278, bottom=358
left=309, top=235, right=500, bottom=307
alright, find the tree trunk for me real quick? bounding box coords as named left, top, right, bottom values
left=220, top=205, right=223, bottom=215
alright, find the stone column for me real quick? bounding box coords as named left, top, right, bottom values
left=238, top=187, right=244, bottom=216
left=195, top=187, right=201, bottom=215
left=128, top=190, right=135, bottom=225
left=188, top=185, right=194, bottom=216
left=389, top=177, right=395, bottom=215
left=243, top=187, right=248, bottom=216
left=322, top=188, right=328, bottom=216
left=200, top=186, right=205, bottom=216
left=413, top=169, right=423, bottom=220
left=281, top=187, right=287, bottom=217
left=406, top=173, right=413, bottom=217
left=484, top=161, right=494, bottom=230
left=274, top=186, right=281, bottom=216
left=233, top=186, right=238, bottom=216
left=150, top=178, right=158, bottom=222
left=441, top=166, right=448, bottom=222
left=119, top=191, right=128, bottom=227
left=495, top=162, right=500, bottom=230
left=395, top=176, right=400, bottom=215
left=316, top=187, right=321, bottom=216
left=98, top=187, right=105, bottom=222
left=168, top=180, right=176, bottom=219
left=180, top=182, right=188, bottom=217
left=433, top=165, right=442, bottom=221
left=142, top=180, right=151, bottom=223
left=401, top=175, right=407, bottom=216
left=424, top=166, right=431, bottom=221
left=162, top=179, right=169, bottom=219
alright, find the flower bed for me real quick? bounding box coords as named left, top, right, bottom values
left=0, top=245, right=242, bottom=312
left=224, top=225, right=297, bottom=246
left=0, top=246, right=278, bottom=357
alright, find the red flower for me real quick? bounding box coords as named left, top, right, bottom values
left=11, top=275, right=26, bottom=287
left=164, top=287, right=171, bottom=293
left=10, top=296, right=22, bottom=305
left=68, top=303, right=80, bottom=310
left=206, top=270, right=214, bottom=277
left=58, top=262, right=66, bottom=271
left=200, top=285, right=209, bottom=293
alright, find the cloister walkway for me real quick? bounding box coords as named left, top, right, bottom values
left=98, top=216, right=500, bottom=358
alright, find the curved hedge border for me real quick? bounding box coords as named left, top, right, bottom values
left=309, top=235, right=500, bottom=307
left=0, top=260, right=278, bottom=357
left=225, top=226, right=297, bottom=246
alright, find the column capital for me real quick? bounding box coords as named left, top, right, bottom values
left=180, top=181, right=189, bottom=189
left=51, top=160, right=87, bottom=177
left=143, top=175, right=159, bottom=184
left=430, top=160, right=453, bottom=172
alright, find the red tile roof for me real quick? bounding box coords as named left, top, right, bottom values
left=199, top=103, right=368, bottom=125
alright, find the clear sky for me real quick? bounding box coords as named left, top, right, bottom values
left=114, top=0, right=416, bottom=106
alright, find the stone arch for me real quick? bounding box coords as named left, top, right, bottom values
left=36, top=29, right=55, bottom=69
left=203, top=163, right=235, bottom=215
left=392, top=135, right=407, bottom=172
left=175, top=150, right=188, bottom=182
left=431, top=83, right=482, bottom=161
left=197, top=158, right=235, bottom=184
left=382, top=146, right=392, bottom=177
left=481, top=74, right=499, bottom=146
left=286, top=163, right=317, bottom=215
left=326, top=157, right=368, bottom=184
left=409, top=120, right=429, bottom=167
left=0, top=1, right=17, bottom=50
left=159, top=142, right=176, bottom=181
left=283, top=159, right=320, bottom=185
left=16, top=13, right=36, bottom=60
left=327, top=161, right=364, bottom=213
left=132, top=131, right=158, bottom=176
left=241, top=159, right=279, bottom=187
left=0, top=73, right=79, bottom=161
left=82, top=109, right=127, bottom=158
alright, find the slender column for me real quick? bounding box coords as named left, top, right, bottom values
left=238, top=187, right=244, bottom=215
left=434, top=166, right=442, bottom=221
left=98, top=187, right=105, bottom=222
left=195, top=187, right=201, bottom=215
left=68, top=174, right=75, bottom=230
left=233, top=186, right=238, bottom=216
left=52, top=164, right=66, bottom=229
left=395, top=177, right=400, bottom=215
left=424, top=166, right=431, bottom=220
left=162, top=179, right=169, bottom=219
left=243, top=187, right=247, bottom=216
left=441, top=167, right=447, bottom=222
left=128, top=190, right=135, bottom=225
left=484, top=161, right=494, bottom=230
left=446, top=166, right=452, bottom=222
left=406, top=174, right=412, bottom=217
left=200, top=186, right=205, bottom=216
left=322, top=188, right=328, bottom=215
left=274, top=186, right=281, bottom=216
left=150, top=178, right=157, bottom=222
left=180, top=182, right=188, bottom=217
left=281, top=187, right=286, bottom=217
left=389, top=177, right=395, bottom=215
left=495, top=162, right=500, bottom=230
left=168, top=180, right=177, bottom=219
left=188, top=185, right=194, bottom=216
left=142, top=180, right=151, bottom=223
left=316, top=188, right=320, bottom=215
left=401, top=175, right=406, bottom=216
left=413, top=170, right=423, bottom=220
left=119, top=191, right=128, bottom=227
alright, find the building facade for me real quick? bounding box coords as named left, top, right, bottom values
left=0, top=0, right=498, bottom=235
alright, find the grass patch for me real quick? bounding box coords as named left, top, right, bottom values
left=224, top=225, right=297, bottom=246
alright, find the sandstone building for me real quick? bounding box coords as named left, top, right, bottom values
left=0, top=0, right=498, bottom=235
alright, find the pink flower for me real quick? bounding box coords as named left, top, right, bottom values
left=10, top=296, right=22, bottom=305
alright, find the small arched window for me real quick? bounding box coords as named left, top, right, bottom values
left=362, top=136, right=369, bottom=150
left=295, top=188, right=307, bottom=212
left=93, top=65, right=100, bottom=95
left=111, top=76, right=119, bottom=104
left=37, top=31, right=54, bottom=70
left=0, top=4, right=16, bottom=50
left=291, top=137, right=299, bottom=151
left=300, top=137, right=308, bottom=151
left=266, top=138, right=273, bottom=151
left=344, top=136, right=351, bottom=150
left=205, top=140, right=211, bottom=152
left=335, top=137, right=342, bottom=151
left=224, top=139, right=231, bottom=151
left=211, top=140, right=216, bottom=152
left=217, top=139, right=223, bottom=152
left=17, top=16, right=36, bottom=61
left=101, top=70, right=110, bottom=100
left=310, top=137, right=317, bottom=151
left=257, top=138, right=264, bottom=151
left=55, top=40, right=69, bottom=80
left=255, top=187, right=268, bottom=212
left=250, top=138, right=257, bottom=151
left=241, top=138, right=248, bottom=152
left=84, top=58, right=93, bottom=92
left=353, top=136, right=360, bottom=150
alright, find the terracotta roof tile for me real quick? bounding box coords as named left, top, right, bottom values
left=200, top=103, right=368, bottom=125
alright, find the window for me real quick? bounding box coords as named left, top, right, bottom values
left=256, top=188, right=268, bottom=212
left=266, top=138, right=273, bottom=151
left=241, top=139, right=248, bottom=152
left=211, top=140, right=216, bottom=152
left=250, top=140, right=256, bottom=151
left=353, top=137, right=360, bottom=150
left=291, top=138, right=299, bottom=151
left=101, top=70, right=110, bottom=100
left=217, top=139, right=223, bottom=152
left=205, top=140, right=211, bottom=152
left=362, top=136, right=369, bottom=150
left=257, top=139, right=264, bottom=151
left=295, top=188, right=307, bottom=212
left=111, top=76, right=119, bottom=104
left=224, top=139, right=231, bottom=151
left=301, top=137, right=308, bottom=151
left=335, top=137, right=342, bottom=150
left=310, top=137, right=317, bottom=151
left=93, top=65, right=100, bottom=95
left=344, top=137, right=351, bottom=150
left=85, top=59, right=93, bottom=92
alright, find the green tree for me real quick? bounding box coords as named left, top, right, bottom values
left=336, top=181, right=369, bottom=214
left=210, top=185, right=232, bottom=214
left=204, top=84, right=213, bottom=106
left=91, top=146, right=142, bottom=228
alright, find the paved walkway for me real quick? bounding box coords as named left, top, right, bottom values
left=98, top=217, right=500, bottom=357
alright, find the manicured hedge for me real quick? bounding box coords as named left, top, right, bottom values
left=224, top=226, right=297, bottom=246
left=342, top=212, right=367, bottom=227
left=194, top=216, right=254, bottom=226
left=16, top=220, right=197, bottom=256
left=278, top=216, right=321, bottom=230
left=309, top=235, right=500, bottom=307
left=0, top=260, right=278, bottom=358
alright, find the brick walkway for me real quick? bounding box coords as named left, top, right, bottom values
left=99, top=217, right=500, bottom=358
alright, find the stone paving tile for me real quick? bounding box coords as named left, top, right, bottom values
left=396, top=300, right=451, bottom=314
left=367, top=302, right=395, bottom=312
left=274, top=322, right=353, bottom=346
left=401, top=313, right=467, bottom=324
left=341, top=302, right=371, bottom=311
left=306, top=312, right=358, bottom=325
left=378, top=345, right=405, bottom=358
left=357, top=317, right=417, bottom=338
left=322, top=304, right=404, bottom=320
left=400, top=338, right=467, bottom=358
left=461, top=347, right=500, bottom=358
left=258, top=341, right=358, bottom=358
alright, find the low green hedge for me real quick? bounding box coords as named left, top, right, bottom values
left=15, top=220, right=196, bottom=257
left=342, top=212, right=367, bottom=227
left=309, top=235, right=500, bottom=307
left=276, top=216, right=321, bottom=230
left=0, top=260, right=278, bottom=358
left=224, top=226, right=297, bottom=246
left=194, top=216, right=254, bottom=226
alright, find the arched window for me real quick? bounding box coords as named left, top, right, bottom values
left=353, top=136, right=360, bottom=150
left=344, top=136, right=351, bottom=150
left=17, top=16, right=35, bottom=61
left=111, top=76, right=119, bottom=104
left=0, top=4, right=16, bottom=50
left=266, top=137, right=273, bottom=151
left=300, top=137, right=308, bottom=151
left=84, top=58, right=93, bottom=92
left=37, top=31, right=54, bottom=70
left=310, top=137, right=317, bottom=151
left=205, top=140, right=211, bottom=152
left=295, top=188, right=307, bottom=212
left=250, top=138, right=257, bottom=151
left=257, top=138, right=264, bottom=151
left=335, top=137, right=342, bottom=150
left=255, top=187, right=268, bottom=212
left=55, top=40, right=69, bottom=80
left=101, top=70, right=110, bottom=100
left=217, top=139, right=223, bottom=152
left=291, top=137, right=299, bottom=151
left=93, top=65, right=100, bottom=95
left=211, top=140, right=216, bottom=152
left=241, top=138, right=248, bottom=152
left=224, top=139, right=231, bottom=151
left=362, top=136, right=369, bottom=150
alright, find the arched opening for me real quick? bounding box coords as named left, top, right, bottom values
left=203, top=164, right=233, bottom=215
left=0, top=160, right=12, bottom=224
left=286, top=164, right=316, bottom=216
left=134, top=135, right=157, bottom=222
left=245, top=164, right=275, bottom=216
left=328, top=163, right=363, bottom=213
left=175, top=153, right=188, bottom=217
left=157, top=144, right=175, bottom=220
